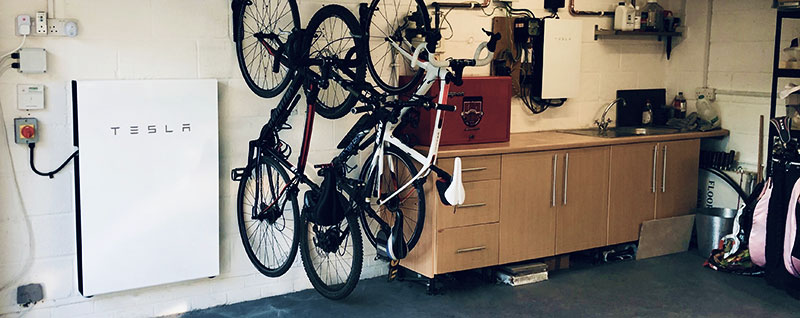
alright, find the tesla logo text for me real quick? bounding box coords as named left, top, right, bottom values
left=110, top=123, right=191, bottom=135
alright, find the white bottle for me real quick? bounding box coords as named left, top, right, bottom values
left=696, top=95, right=720, bottom=128
left=614, top=2, right=627, bottom=31
left=634, top=6, right=642, bottom=30
left=625, top=1, right=636, bottom=31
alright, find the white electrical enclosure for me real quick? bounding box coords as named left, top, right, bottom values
left=72, top=79, right=219, bottom=296
left=541, top=19, right=582, bottom=99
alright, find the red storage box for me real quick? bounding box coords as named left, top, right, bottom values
left=399, top=76, right=512, bottom=146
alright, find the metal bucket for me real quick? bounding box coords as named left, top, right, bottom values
left=694, top=208, right=738, bottom=258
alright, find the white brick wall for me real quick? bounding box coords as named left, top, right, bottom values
left=0, top=0, right=722, bottom=317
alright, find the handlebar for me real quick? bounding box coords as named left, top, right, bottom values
left=350, top=100, right=456, bottom=114
left=428, top=29, right=501, bottom=68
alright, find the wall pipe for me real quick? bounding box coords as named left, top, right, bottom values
left=569, top=0, right=614, bottom=16
left=432, top=0, right=490, bottom=9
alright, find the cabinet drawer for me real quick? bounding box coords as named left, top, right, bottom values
left=438, top=155, right=500, bottom=182
left=437, top=179, right=500, bottom=230
left=436, top=223, right=499, bottom=274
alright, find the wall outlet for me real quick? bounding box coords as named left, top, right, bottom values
left=48, top=18, right=79, bottom=37
left=35, top=11, right=47, bottom=35
left=696, top=87, right=716, bottom=101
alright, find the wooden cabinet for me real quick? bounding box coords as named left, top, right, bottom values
left=655, top=139, right=700, bottom=219
left=499, top=151, right=558, bottom=263
left=555, top=147, right=610, bottom=254
left=608, top=143, right=658, bottom=245
left=499, top=147, right=610, bottom=260
left=400, top=131, right=715, bottom=279
left=607, top=139, right=700, bottom=245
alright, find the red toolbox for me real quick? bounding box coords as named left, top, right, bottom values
left=399, top=76, right=512, bottom=146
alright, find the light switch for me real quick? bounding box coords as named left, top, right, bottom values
left=17, top=84, right=45, bottom=110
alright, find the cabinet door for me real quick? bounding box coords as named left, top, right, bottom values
left=499, top=151, right=558, bottom=264
left=607, top=143, right=658, bottom=245
left=556, top=147, right=610, bottom=254
left=655, top=139, right=700, bottom=219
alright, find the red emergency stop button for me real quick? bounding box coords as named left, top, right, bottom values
left=20, top=125, right=35, bottom=139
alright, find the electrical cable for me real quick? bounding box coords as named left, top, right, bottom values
left=442, top=7, right=455, bottom=40
left=28, top=143, right=79, bottom=179
left=0, top=63, right=36, bottom=300
left=1, top=35, right=26, bottom=60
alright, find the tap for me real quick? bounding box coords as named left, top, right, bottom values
left=595, top=98, right=626, bottom=134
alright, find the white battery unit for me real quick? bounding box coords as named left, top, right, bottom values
left=72, top=79, right=219, bottom=296
left=533, top=19, right=582, bottom=99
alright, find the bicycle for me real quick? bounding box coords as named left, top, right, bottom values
left=230, top=0, right=367, bottom=293
left=230, top=0, right=499, bottom=300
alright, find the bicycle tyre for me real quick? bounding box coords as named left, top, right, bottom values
left=236, top=155, right=300, bottom=277
left=363, top=0, right=430, bottom=94
left=300, top=208, right=363, bottom=299
left=304, top=5, right=366, bottom=119
left=359, top=144, right=426, bottom=252
left=234, top=0, right=300, bottom=98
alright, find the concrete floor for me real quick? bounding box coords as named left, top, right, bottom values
left=175, top=252, right=800, bottom=317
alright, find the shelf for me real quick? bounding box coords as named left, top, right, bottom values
left=593, top=25, right=682, bottom=60
left=593, top=29, right=682, bottom=39
left=776, top=68, right=800, bottom=78
left=778, top=9, right=800, bottom=20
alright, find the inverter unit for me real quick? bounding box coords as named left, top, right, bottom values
left=531, top=19, right=582, bottom=99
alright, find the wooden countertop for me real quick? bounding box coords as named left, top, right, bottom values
left=432, top=129, right=729, bottom=158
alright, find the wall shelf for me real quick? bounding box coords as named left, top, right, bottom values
left=593, top=25, right=682, bottom=60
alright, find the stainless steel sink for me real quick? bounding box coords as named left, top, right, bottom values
left=560, top=126, right=680, bottom=138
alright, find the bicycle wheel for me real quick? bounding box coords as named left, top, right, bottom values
left=300, top=204, right=363, bottom=299
left=237, top=155, right=300, bottom=277
left=305, top=5, right=366, bottom=119
left=359, top=145, right=425, bottom=252
left=234, top=0, right=300, bottom=98
left=363, top=0, right=430, bottom=94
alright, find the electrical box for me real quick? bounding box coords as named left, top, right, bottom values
left=72, top=79, right=219, bottom=296
left=18, top=48, right=47, bottom=73
left=14, top=118, right=38, bottom=144
left=531, top=19, right=582, bottom=99
left=17, top=84, right=45, bottom=110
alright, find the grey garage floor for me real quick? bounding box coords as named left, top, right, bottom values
left=174, top=252, right=800, bottom=317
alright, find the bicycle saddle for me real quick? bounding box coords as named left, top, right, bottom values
left=444, top=157, right=466, bottom=206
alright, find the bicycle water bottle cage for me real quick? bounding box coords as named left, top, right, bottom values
left=375, top=210, right=408, bottom=261
left=302, top=167, right=348, bottom=226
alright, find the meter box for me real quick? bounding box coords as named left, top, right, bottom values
left=399, top=76, right=512, bottom=146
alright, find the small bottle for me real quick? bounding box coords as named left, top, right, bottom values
left=673, top=92, right=687, bottom=119
left=614, top=2, right=627, bottom=31
left=634, top=6, right=642, bottom=30
left=625, top=1, right=636, bottom=31
left=696, top=95, right=720, bottom=128
left=642, top=99, right=653, bottom=125
left=642, top=0, right=664, bottom=31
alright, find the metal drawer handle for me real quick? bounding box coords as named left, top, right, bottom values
left=563, top=153, right=569, bottom=206
left=458, top=203, right=487, bottom=209
left=662, top=145, right=668, bottom=193
left=462, top=167, right=487, bottom=172
left=552, top=154, right=558, bottom=207
left=456, top=246, right=486, bottom=253
left=652, top=144, right=658, bottom=193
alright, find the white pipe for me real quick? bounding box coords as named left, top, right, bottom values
left=702, top=0, right=713, bottom=88
left=716, top=89, right=771, bottom=98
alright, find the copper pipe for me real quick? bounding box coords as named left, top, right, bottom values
left=432, top=0, right=490, bottom=9
left=569, top=0, right=615, bottom=16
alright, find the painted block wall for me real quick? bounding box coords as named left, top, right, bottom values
left=703, top=0, right=796, bottom=170
left=0, top=0, right=701, bottom=317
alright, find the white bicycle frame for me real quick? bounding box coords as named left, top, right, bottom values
left=367, top=39, right=493, bottom=206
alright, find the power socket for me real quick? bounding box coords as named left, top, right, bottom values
left=47, top=18, right=78, bottom=37
left=35, top=11, right=47, bottom=35
left=695, top=87, right=716, bottom=101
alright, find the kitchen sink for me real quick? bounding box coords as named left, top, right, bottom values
left=560, top=126, right=680, bottom=138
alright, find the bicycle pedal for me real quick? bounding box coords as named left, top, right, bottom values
left=230, top=168, right=246, bottom=181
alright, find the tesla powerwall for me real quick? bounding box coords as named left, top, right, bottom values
left=72, top=79, right=219, bottom=296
